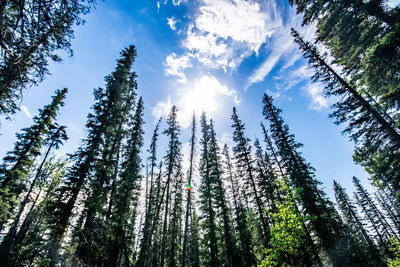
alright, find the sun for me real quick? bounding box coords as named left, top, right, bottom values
left=177, top=75, right=229, bottom=127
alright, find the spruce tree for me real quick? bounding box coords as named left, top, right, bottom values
left=231, top=107, right=270, bottom=244
left=222, top=144, right=255, bottom=267
left=182, top=113, right=196, bottom=267
left=289, top=0, right=400, bottom=109
left=160, top=105, right=183, bottom=267
left=0, top=88, right=67, bottom=230
left=45, top=46, right=137, bottom=266
left=198, top=112, right=219, bottom=267
left=262, top=93, right=356, bottom=265
left=334, top=180, right=385, bottom=266
left=0, top=125, right=68, bottom=265
left=291, top=29, right=400, bottom=192
left=0, top=0, right=94, bottom=117
left=106, top=97, right=145, bottom=266
left=10, top=158, right=67, bottom=266
left=209, top=119, right=236, bottom=267
left=137, top=118, right=162, bottom=266
left=74, top=45, right=138, bottom=265
left=353, top=176, right=399, bottom=252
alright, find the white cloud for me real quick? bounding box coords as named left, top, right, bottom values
left=167, top=17, right=177, bottom=30
left=307, top=83, right=329, bottom=111
left=172, top=0, right=183, bottom=5
left=151, top=97, right=172, bottom=120
left=20, top=105, right=32, bottom=119
left=180, top=0, right=280, bottom=71
left=245, top=6, right=309, bottom=89
left=157, top=1, right=160, bottom=11
left=164, top=52, right=192, bottom=83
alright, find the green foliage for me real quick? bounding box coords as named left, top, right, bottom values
left=0, top=88, right=67, bottom=230
left=388, top=237, right=400, bottom=267
left=0, top=0, right=94, bottom=116
left=260, top=181, right=307, bottom=267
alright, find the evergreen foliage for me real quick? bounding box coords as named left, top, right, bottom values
left=0, top=0, right=94, bottom=116
left=0, top=88, right=67, bottom=231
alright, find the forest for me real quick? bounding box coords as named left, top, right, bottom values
left=0, top=0, right=399, bottom=266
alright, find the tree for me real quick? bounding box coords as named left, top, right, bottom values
left=222, top=144, right=255, bottom=267
left=334, top=180, right=385, bottom=266
left=0, top=88, right=67, bottom=230
left=45, top=46, right=137, bottom=266
left=160, top=105, right=183, bottom=267
left=182, top=113, right=196, bottom=267
left=73, top=46, right=138, bottom=265
left=137, top=118, right=162, bottom=266
left=289, top=0, right=400, bottom=109
left=198, top=112, right=219, bottom=267
left=231, top=107, right=270, bottom=244
left=353, top=176, right=398, bottom=254
left=107, top=97, right=145, bottom=266
left=260, top=181, right=308, bottom=266
left=263, top=93, right=357, bottom=265
left=0, top=125, right=68, bottom=265
left=0, top=0, right=94, bottom=117
left=209, top=119, right=236, bottom=266
left=9, top=158, right=67, bottom=266
left=291, top=28, right=400, bottom=192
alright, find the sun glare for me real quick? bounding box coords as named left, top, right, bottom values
left=178, top=75, right=231, bottom=127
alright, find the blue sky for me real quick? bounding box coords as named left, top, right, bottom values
left=2, top=0, right=390, bottom=200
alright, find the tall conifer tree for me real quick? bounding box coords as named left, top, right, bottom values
left=231, top=107, right=270, bottom=244
left=0, top=1, right=94, bottom=116
left=263, top=93, right=357, bottom=265
left=0, top=88, right=67, bottom=230
left=45, top=46, right=137, bottom=266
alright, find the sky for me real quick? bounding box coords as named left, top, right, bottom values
left=2, top=0, right=396, bottom=200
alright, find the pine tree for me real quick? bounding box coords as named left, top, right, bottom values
left=160, top=105, right=183, bottom=267
left=231, top=107, right=270, bottom=244
left=198, top=112, right=219, bottom=267
left=208, top=119, right=236, bottom=266
left=289, top=0, right=400, bottom=109
left=106, top=97, right=145, bottom=266
left=0, top=88, right=67, bottom=230
left=262, top=93, right=356, bottom=265
left=137, top=118, right=162, bottom=266
left=45, top=46, right=137, bottom=266
left=291, top=29, right=400, bottom=192
left=222, top=144, right=255, bottom=267
left=334, top=180, right=385, bottom=266
left=182, top=113, right=196, bottom=267
left=0, top=125, right=68, bottom=265
left=0, top=0, right=94, bottom=117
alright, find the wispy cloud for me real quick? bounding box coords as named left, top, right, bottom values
left=167, top=17, right=177, bottom=30
left=172, top=0, right=183, bottom=6
left=20, top=105, right=32, bottom=119
left=307, top=83, right=329, bottom=111
left=164, top=52, right=192, bottom=83
left=246, top=7, right=309, bottom=89
left=151, top=97, right=172, bottom=120
left=168, top=0, right=280, bottom=72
